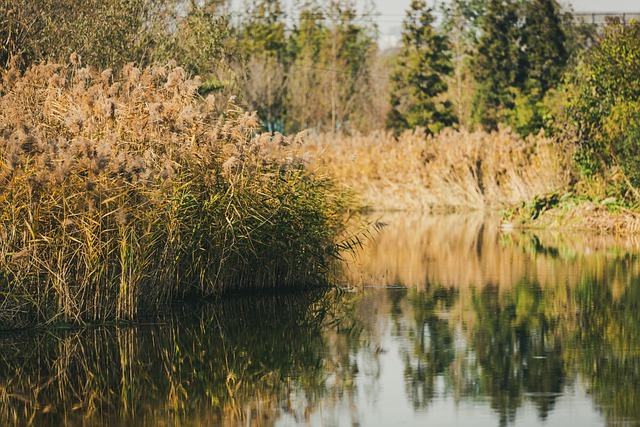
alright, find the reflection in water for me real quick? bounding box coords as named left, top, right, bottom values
left=2, top=214, right=640, bottom=426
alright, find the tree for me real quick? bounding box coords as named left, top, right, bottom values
left=469, top=0, right=573, bottom=135
left=521, top=0, right=567, bottom=95
left=564, top=19, right=640, bottom=197
left=387, top=0, right=456, bottom=135
left=152, top=1, right=233, bottom=96
left=319, top=0, right=377, bottom=133
left=0, top=0, right=151, bottom=70
left=470, top=0, right=523, bottom=131
left=235, top=0, right=289, bottom=132
left=441, top=0, right=487, bottom=128
left=287, top=6, right=329, bottom=131
left=507, top=0, right=568, bottom=135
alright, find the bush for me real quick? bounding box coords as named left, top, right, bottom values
left=564, top=19, right=640, bottom=197
left=0, top=60, right=353, bottom=328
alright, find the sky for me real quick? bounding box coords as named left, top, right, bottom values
left=372, top=0, right=640, bottom=47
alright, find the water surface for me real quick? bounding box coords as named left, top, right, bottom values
left=2, top=213, right=640, bottom=426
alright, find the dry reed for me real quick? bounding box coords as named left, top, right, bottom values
left=0, top=58, right=354, bottom=329
left=297, top=127, right=572, bottom=211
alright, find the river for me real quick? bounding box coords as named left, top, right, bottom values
left=2, top=212, right=640, bottom=426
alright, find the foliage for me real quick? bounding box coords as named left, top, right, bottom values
left=0, top=0, right=154, bottom=69
left=440, top=0, right=486, bottom=129
left=151, top=2, right=235, bottom=96
left=470, top=0, right=523, bottom=130
left=450, top=0, right=572, bottom=135
left=387, top=0, right=457, bottom=135
left=564, top=19, right=640, bottom=199
left=0, top=60, right=355, bottom=328
left=233, top=0, right=378, bottom=133
left=287, top=7, right=329, bottom=131
left=0, top=0, right=239, bottom=102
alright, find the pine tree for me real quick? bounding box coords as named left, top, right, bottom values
left=470, top=0, right=523, bottom=130
left=387, top=0, right=456, bottom=135
left=522, top=0, right=567, bottom=93
left=469, top=0, right=570, bottom=134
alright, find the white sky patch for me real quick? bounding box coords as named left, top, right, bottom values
left=373, top=0, right=640, bottom=47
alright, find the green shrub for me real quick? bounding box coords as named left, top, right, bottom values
left=564, top=19, right=640, bottom=197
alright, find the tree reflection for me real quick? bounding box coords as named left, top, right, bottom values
left=3, top=231, right=640, bottom=426
left=569, top=275, right=640, bottom=422
left=391, top=286, right=457, bottom=409
left=470, top=282, right=565, bottom=426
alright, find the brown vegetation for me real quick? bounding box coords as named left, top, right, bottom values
left=297, top=127, right=571, bottom=211
left=0, top=59, right=354, bottom=328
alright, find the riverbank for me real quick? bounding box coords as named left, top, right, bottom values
left=298, top=128, right=640, bottom=235
left=504, top=195, right=640, bottom=235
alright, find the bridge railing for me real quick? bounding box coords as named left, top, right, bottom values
left=573, top=12, right=640, bottom=25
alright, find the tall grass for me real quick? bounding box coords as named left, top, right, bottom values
left=0, top=59, right=355, bottom=329
left=299, top=127, right=571, bottom=211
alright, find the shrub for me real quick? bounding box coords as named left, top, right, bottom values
left=564, top=19, right=640, bottom=198
left=0, top=59, right=353, bottom=328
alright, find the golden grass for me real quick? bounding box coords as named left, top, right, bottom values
left=297, top=127, right=572, bottom=211
left=0, top=58, right=355, bottom=328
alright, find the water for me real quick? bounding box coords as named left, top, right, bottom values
left=2, top=212, right=640, bottom=426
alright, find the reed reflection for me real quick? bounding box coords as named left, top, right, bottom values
left=0, top=292, right=346, bottom=426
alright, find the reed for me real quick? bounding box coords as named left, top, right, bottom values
left=0, top=58, right=355, bottom=329
left=298, top=127, right=571, bottom=211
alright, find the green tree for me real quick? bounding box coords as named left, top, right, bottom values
left=235, top=0, right=289, bottom=132
left=506, top=0, right=568, bottom=135
left=152, top=1, right=234, bottom=96
left=521, top=0, right=567, bottom=95
left=470, top=0, right=523, bottom=131
left=0, top=0, right=151, bottom=70
left=441, top=0, right=487, bottom=128
left=564, top=19, right=640, bottom=198
left=238, top=0, right=287, bottom=57
left=287, top=6, right=329, bottom=131
left=387, top=0, right=456, bottom=135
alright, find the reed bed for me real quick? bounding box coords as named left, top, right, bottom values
left=299, top=127, right=572, bottom=211
left=0, top=59, right=354, bottom=329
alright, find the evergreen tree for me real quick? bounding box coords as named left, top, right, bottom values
left=239, top=0, right=287, bottom=58
left=387, top=0, right=456, bottom=135
left=441, top=0, right=487, bottom=128
left=470, top=0, right=523, bottom=131
left=521, top=0, right=567, bottom=95
left=507, top=0, right=568, bottom=135
left=469, top=0, right=571, bottom=134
